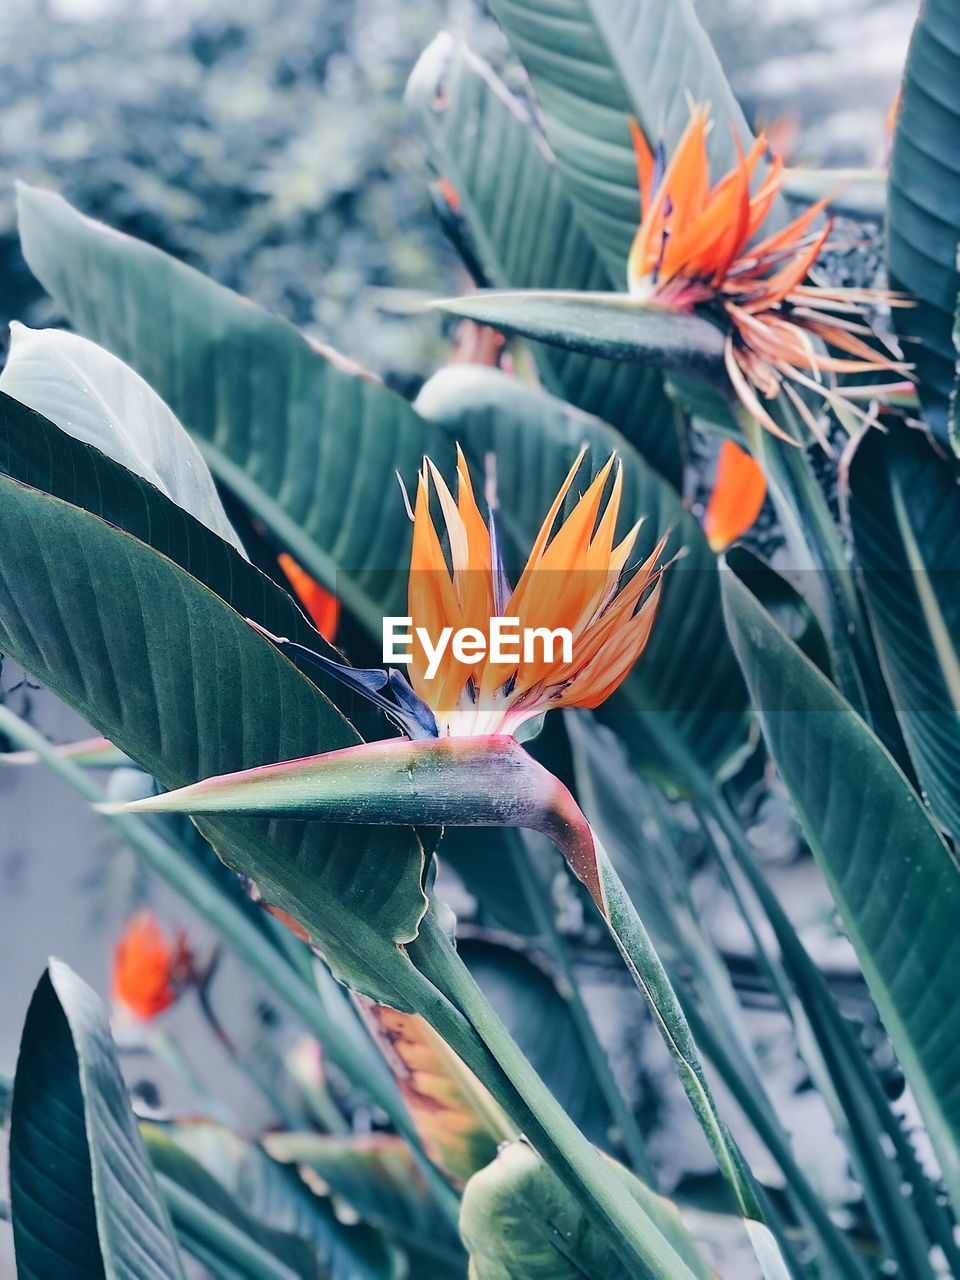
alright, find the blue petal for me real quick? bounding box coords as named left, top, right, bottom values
left=388, top=672, right=439, bottom=739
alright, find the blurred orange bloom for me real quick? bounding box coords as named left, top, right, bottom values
left=278, top=553, right=340, bottom=642
left=112, top=910, right=192, bottom=1021
left=627, top=107, right=910, bottom=445
left=703, top=441, right=767, bottom=551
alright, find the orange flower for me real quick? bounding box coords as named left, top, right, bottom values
left=703, top=441, right=767, bottom=551
left=406, top=447, right=666, bottom=737
left=112, top=910, right=192, bottom=1021
left=627, top=108, right=910, bottom=445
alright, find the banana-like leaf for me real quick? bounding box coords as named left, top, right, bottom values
left=15, top=182, right=457, bottom=634
left=0, top=322, right=245, bottom=554
left=0, top=474, right=427, bottom=1001
left=405, top=34, right=682, bottom=485
left=0, top=388, right=379, bottom=733
left=848, top=428, right=960, bottom=838
left=721, top=562, right=960, bottom=1210
left=264, top=1132, right=465, bottom=1273
left=888, top=0, right=960, bottom=446
left=9, top=961, right=185, bottom=1279
left=459, top=1139, right=715, bottom=1280
left=356, top=999, right=513, bottom=1185
left=482, top=0, right=758, bottom=275
left=147, top=1123, right=401, bottom=1280
left=415, top=365, right=747, bottom=782
left=433, top=290, right=726, bottom=374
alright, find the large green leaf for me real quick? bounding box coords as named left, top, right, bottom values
left=415, top=365, right=746, bottom=782
left=147, top=1123, right=401, bottom=1280
left=0, top=388, right=378, bottom=733
left=0, top=474, right=427, bottom=1000
left=405, top=34, right=682, bottom=484
left=15, top=182, right=456, bottom=635
left=0, top=322, right=243, bottom=553
left=459, top=1140, right=714, bottom=1280
left=483, top=0, right=758, bottom=275
left=848, top=428, right=960, bottom=838
left=887, top=0, right=960, bottom=446
left=433, top=290, right=726, bottom=373
left=9, top=960, right=185, bottom=1279
left=721, top=563, right=960, bottom=1211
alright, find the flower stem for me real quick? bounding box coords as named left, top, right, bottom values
left=510, top=830, right=657, bottom=1182
left=404, top=910, right=702, bottom=1280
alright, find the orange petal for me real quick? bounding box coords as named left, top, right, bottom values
left=703, top=440, right=767, bottom=551
left=408, top=467, right=470, bottom=711
left=629, top=116, right=656, bottom=212
left=278, top=553, right=340, bottom=642
left=112, top=910, right=189, bottom=1021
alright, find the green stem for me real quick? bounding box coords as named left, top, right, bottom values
left=511, top=831, right=657, bottom=1182
left=708, top=791, right=955, bottom=1278
left=593, top=840, right=763, bottom=1222
left=0, top=707, right=459, bottom=1227
left=404, top=911, right=702, bottom=1280
left=157, top=1173, right=298, bottom=1280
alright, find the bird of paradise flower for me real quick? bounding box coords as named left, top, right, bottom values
left=626, top=106, right=912, bottom=445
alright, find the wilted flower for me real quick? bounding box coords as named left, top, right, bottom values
left=703, top=440, right=767, bottom=551
left=627, top=107, right=910, bottom=444
left=112, top=910, right=193, bottom=1021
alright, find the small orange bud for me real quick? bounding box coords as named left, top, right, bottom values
left=278, top=553, right=340, bottom=642
left=112, top=910, right=192, bottom=1021
left=703, top=440, right=767, bottom=552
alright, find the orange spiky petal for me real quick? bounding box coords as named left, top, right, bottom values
left=405, top=450, right=667, bottom=737
left=626, top=106, right=912, bottom=442
left=703, top=441, right=767, bottom=551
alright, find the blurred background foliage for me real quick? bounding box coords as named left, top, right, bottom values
left=0, top=0, right=904, bottom=389
left=0, top=0, right=485, bottom=387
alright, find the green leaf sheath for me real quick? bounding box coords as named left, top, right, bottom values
left=433, top=290, right=726, bottom=375
left=459, top=1140, right=713, bottom=1280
